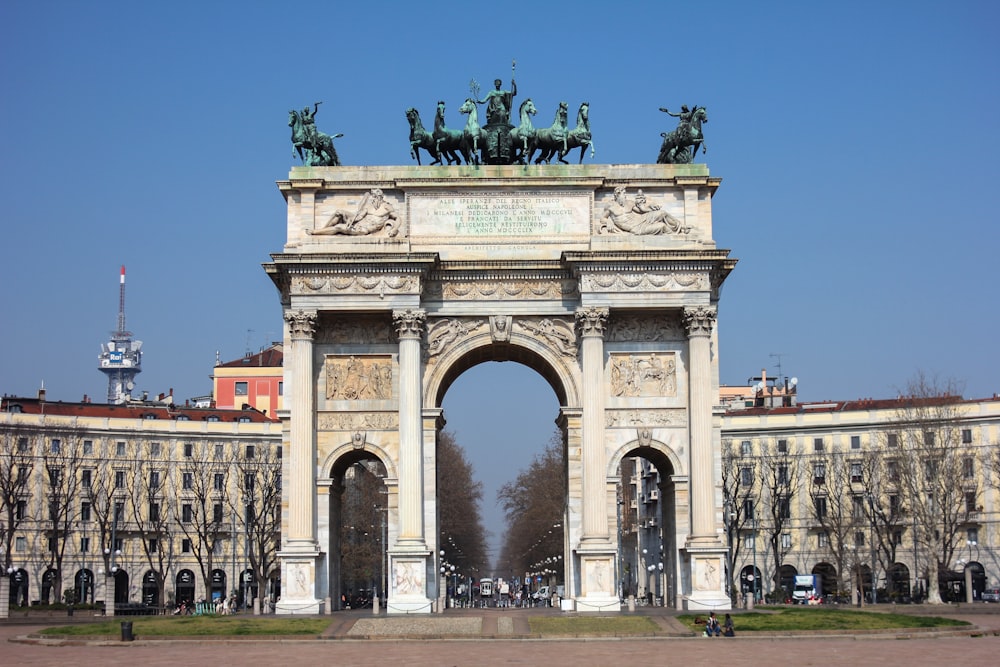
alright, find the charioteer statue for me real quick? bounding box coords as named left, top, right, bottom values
left=475, top=61, right=518, bottom=164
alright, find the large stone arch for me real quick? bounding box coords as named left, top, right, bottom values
left=266, top=163, right=736, bottom=614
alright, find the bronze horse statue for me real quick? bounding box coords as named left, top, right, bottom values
left=458, top=98, right=484, bottom=166
left=289, top=109, right=342, bottom=166
left=509, top=98, right=537, bottom=164
left=433, top=100, right=467, bottom=165
left=558, top=102, right=594, bottom=164
left=406, top=108, right=442, bottom=165
left=527, top=101, right=568, bottom=164
left=657, top=106, right=707, bottom=164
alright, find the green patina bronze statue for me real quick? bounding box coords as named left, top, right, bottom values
left=657, top=105, right=707, bottom=164
left=289, top=102, right=343, bottom=166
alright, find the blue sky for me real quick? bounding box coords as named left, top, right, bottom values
left=2, top=1, right=998, bottom=556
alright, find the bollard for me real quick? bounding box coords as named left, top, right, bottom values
left=120, top=621, right=134, bottom=642
left=67, top=605, right=74, bottom=617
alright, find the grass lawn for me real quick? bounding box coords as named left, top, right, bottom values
left=40, top=615, right=332, bottom=637
left=529, top=615, right=660, bottom=635
left=678, top=607, right=970, bottom=633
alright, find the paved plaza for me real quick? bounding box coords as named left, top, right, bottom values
left=3, top=606, right=999, bottom=667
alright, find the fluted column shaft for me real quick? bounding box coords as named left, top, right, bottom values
left=684, top=306, right=717, bottom=541
left=286, top=310, right=317, bottom=546
left=576, top=307, right=609, bottom=541
left=394, top=309, right=426, bottom=544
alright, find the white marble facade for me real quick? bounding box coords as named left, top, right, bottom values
left=266, top=164, right=736, bottom=613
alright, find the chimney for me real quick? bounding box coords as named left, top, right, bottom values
left=38, top=385, right=46, bottom=402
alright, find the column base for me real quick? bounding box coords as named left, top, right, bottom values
left=575, top=548, right=620, bottom=613
left=682, top=543, right=731, bottom=612
left=275, top=549, right=324, bottom=616
left=386, top=548, right=433, bottom=615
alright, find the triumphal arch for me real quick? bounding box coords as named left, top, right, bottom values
left=265, top=159, right=736, bottom=613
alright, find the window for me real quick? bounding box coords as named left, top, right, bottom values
left=781, top=533, right=791, bottom=549
left=214, top=473, right=225, bottom=491
left=965, top=491, right=978, bottom=514
left=779, top=496, right=791, bottom=520
left=813, top=462, right=826, bottom=485
left=149, top=502, right=160, bottom=522
left=740, top=440, right=752, bottom=456
left=81, top=468, right=92, bottom=489
left=17, top=437, right=29, bottom=452
left=48, top=466, right=63, bottom=486
left=148, top=538, right=158, bottom=553
left=206, top=415, right=220, bottom=422
left=963, top=457, right=975, bottom=479
left=778, top=464, right=789, bottom=485
left=818, top=531, right=829, bottom=548
left=176, top=414, right=190, bottom=421
left=48, top=501, right=58, bottom=521
left=182, top=472, right=193, bottom=490
left=182, top=504, right=193, bottom=523
left=814, top=496, right=827, bottom=519
left=214, top=443, right=224, bottom=459
left=116, top=441, right=126, bottom=456
left=961, top=429, right=972, bottom=444
left=184, top=443, right=193, bottom=457
left=182, top=539, right=192, bottom=553
left=892, top=530, right=902, bottom=546
left=852, top=495, right=866, bottom=519
left=16, top=536, right=27, bottom=552
left=887, top=460, right=900, bottom=483
left=17, top=466, right=29, bottom=483
left=48, top=537, right=57, bottom=552
left=150, top=442, right=161, bottom=456
left=150, top=470, right=161, bottom=488
left=238, top=416, right=252, bottom=423
left=113, top=501, right=124, bottom=523
left=777, top=439, right=788, bottom=454
left=16, top=500, right=27, bottom=520
left=235, top=381, right=248, bottom=396
left=850, top=462, right=863, bottom=484
left=925, top=459, right=939, bottom=478
left=855, top=531, right=865, bottom=547
left=887, top=432, right=898, bottom=448
left=923, top=431, right=935, bottom=447
left=50, top=438, right=61, bottom=454
left=115, top=470, right=125, bottom=488
left=81, top=536, right=90, bottom=553
left=278, top=381, right=283, bottom=396
left=244, top=473, right=255, bottom=495
left=275, top=474, right=282, bottom=491
left=81, top=501, right=91, bottom=522
left=889, top=494, right=900, bottom=516
left=213, top=503, right=224, bottom=523
left=245, top=444, right=256, bottom=459
left=740, top=466, right=753, bottom=485
left=745, top=532, right=756, bottom=550
left=813, top=438, right=824, bottom=453
left=83, top=439, right=93, bottom=455
left=742, top=498, right=755, bottom=521
left=850, top=435, right=861, bottom=450
left=967, top=527, right=979, bottom=544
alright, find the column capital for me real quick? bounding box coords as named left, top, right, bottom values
left=393, top=308, right=427, bottom=341
left=682, top=305, right=716, bottom=337
left=285, top=309, right=317, bottom=339
left=575, top=306, right=609, bottom=339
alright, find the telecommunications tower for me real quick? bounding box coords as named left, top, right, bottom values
left=98, top=265, right=142, bottom=404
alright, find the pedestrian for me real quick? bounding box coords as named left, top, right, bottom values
left=705, top=611, right=721, bottom=637
left=723, top=613, right=735, bottom=637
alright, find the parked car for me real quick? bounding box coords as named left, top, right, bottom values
left=982, top=588, right=1000, bottom=602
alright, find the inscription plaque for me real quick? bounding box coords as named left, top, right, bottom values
left=408, top=191, right=591, bottom=238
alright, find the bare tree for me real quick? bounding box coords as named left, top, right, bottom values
left=858, top=441, right=908, bottom=599
left=808, top=448, right=862, bottom=599
left=175, top=440, right=229, bottom=602
left=123, top=438, right=175, bottom=609
left=40, top=427, right=84, bottom=603
left=437, top=430, right=489, bottom=575
left=231, top=440, right=281, bottom=613
left=0, top=426, right=36, bottom=573
left=889, top=374, right=980, bottom=604
left=497, top=432, right=565, bottom=578
left=720, top=439, right=760, bottom=604
left=759, top=439, right=799, bottom=598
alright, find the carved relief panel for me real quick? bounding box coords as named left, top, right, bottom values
left=609, top=352, right=677, bottom=397
left=324, top=354, right=393, bottom=400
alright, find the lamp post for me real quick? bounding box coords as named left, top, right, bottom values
left=867, top=492, right=878, bottom=605
left=104, top=500, right=122, bottom=616
left=751, top=519, right=758, bottom=605
left=964, top=539, right=978, bottom=603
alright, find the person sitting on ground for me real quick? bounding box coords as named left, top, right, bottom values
left=723, top=613, right=735, bottom=637
left=705, top=611, right=721, bottom=637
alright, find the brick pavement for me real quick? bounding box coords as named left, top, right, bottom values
left=3, top=605, right=999, bottom=667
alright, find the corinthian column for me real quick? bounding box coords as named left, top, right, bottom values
left=683, top=306, right=717, bottom=543
left=576, top=306, right=609, bottom=542
left=285, top=309, right=317, bottom=548
left=393, top=308, right=426, bottom=546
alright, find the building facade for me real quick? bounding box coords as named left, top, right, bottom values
left=720, top=392, right=1000, bottom=604
left=211, top=343, right=284, bottom=415
left=0, top=392, right=281, bottom=614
